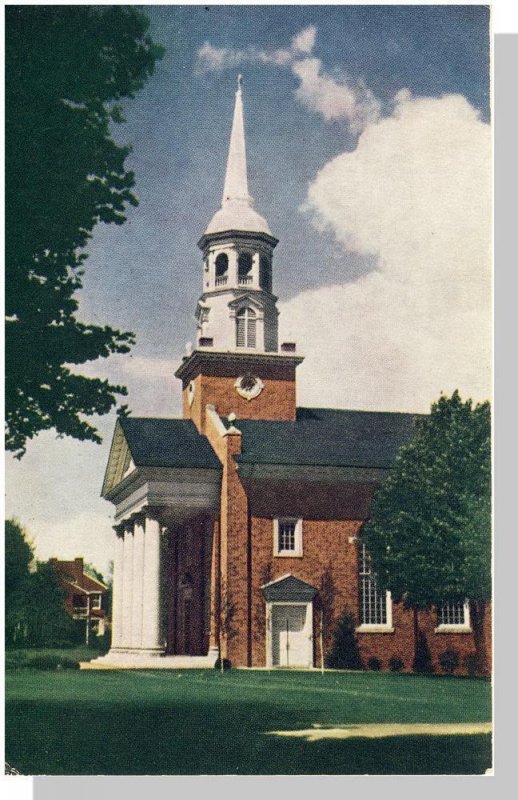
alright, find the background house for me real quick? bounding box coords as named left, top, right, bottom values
left=49, top=557, right=108, bottom=643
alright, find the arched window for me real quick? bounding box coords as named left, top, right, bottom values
left=236, top=307, right=257, bottom=348
left=215, top=253, right=228, bottom=279
left=238, top=252, right=253, bottom=284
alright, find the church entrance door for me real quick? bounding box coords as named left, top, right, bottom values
left=270, top=603, right=313, bottom=668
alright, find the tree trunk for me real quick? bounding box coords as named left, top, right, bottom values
left=413, top=607, right=419, bottom=667
left=412, top=607, right=432, bottom=673
left=471, top=601, right=489, bottom=676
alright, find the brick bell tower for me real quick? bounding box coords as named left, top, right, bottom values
left=175, top=76, right=303, bottom=432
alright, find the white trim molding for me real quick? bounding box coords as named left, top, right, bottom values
left=356, top=542, right=394, bottom=632
left=356, top=592, right=394, bottom=633
left=265, top=600, right=314, bottom=669
left=273, top=517, right=303, bottom=557
left=234, top=374, right=264, bottom=401
left=435, top=600, right=472, bottom=633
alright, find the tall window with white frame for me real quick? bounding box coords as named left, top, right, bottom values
left=236, top=306, right=256, bottom=348
left=359, top=542, right=389, bottom=626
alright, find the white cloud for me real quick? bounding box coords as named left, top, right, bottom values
left=280, top=92, right=491, bottom=412
left=79, top=352, right=182, bottom=417
left=196, top=26, right=379, bottom=133
left=196, top=42, right=246, bottom=72
left=292, top=58, right=381, bottom=131
left=291, top=25, right=317, bottom=55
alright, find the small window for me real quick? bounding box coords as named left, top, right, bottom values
left=358, top=543, right=392, bottom=629
left=436, top=600, right=470, bottom=631
left=274, top=518, right=302, bottom=557
left=73, top=594, right=87, bottom=609
left=238, top=251, right=253, bottom=279
left=91, top=595, right=101, bottom=610
left=215, top=253, right=228, bottom=277
left=236, top=307, right=256, bottom=348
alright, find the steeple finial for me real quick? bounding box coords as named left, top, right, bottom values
left=222, top=74, right=250, bottom=206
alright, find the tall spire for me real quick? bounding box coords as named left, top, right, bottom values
left=222, top=75, right=250, bottom=206
left=203, top=76, right=272, bottom=237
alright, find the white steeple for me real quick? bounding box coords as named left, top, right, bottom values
left=204, top=77, right=272, bottom=237
left=222, top=75, right=250, bottom=205
left=196, top=78, right=279, bottom=354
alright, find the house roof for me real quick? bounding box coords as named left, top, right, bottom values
left=64, top=576, right=106, bottom=593
left=119, top=417, right=221, bottom=470
left=233, top=408, right=422, bottom=470
left=50, top=559, right=107, bottom=592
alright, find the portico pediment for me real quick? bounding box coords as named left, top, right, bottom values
left=227, top=293, right=265, bottom=314
left=102, top=419, right=134, bottom=497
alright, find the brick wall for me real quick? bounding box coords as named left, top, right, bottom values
left=180, top=387, right=491, bottom=675
left=357, top=602, right=492, bottom=676
left=182, top=365, right=298, bottom=431
left=249, top=517, right=362, bottom=667
left=231, top=509, right=491, bottom=675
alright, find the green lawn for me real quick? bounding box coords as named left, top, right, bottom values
left=5, top=669, right=492, bottom=775
left=5, top=645, right=105, bottom=669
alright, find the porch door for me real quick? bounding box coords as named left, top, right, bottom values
left=271, top=604, right=312, bottom=667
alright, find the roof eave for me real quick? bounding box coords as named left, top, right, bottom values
left=197, top=228, right=278, bottom=251
left=175, top=348, right=304, bottom=381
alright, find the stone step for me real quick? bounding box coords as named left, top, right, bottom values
left=80, top=652, right=218, bottom=670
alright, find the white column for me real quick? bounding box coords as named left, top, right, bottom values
left=131, top=516, right=145, bottom=649
left=121, top=522, right=134, bottom=649
left=252, top=251, right=260, bottom=287
left=229, top=247, right=238, bottom=287
left=110, top=527, right=125, bottom=650
left=141, top=514, right=163, bottom=654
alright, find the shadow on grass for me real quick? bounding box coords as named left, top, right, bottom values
left=6, top=669, right=492, bottom=774
left=6, top=698, right=491, bottom=775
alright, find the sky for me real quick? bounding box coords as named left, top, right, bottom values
left=5, top=4, right=491, bottom=576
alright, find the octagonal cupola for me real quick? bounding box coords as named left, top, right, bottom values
left=196, top=76, right=279, bottom=353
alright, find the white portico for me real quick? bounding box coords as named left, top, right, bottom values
left=110, top=511, right=164, bottom=657
left=91, top=417, right=222, bottom=667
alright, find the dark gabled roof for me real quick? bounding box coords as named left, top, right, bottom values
left=262, top=575, right=317, bottom=602
left=234, top=408, right=423, bottom=470
left=119, top=417, right=221, bottom=470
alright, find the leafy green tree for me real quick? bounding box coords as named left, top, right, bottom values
left=5, top=518, right=81, bottom=647
left=5, top=519, right=34, bottom=599
left=24, top=562, right=77, bottom=647
left=364, top=391, right=491, bottom=673
left=327, top=612, right=363, bottom=670
left=5, top=519, right=34, bottom=646
left=5, top=6, right=163, bottom=457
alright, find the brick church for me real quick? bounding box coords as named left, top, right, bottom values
left=96, top=79, right=489, bottom=673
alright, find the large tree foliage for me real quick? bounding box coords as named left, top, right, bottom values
left=5, top=518, right=34, bottom=599
left=364, top=391, right=491, bottom=670
left=5, top=6, right=163, bottom=457
left=5, top=519, right=75, bottom=647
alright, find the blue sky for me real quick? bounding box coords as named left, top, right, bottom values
left=6, top=5, right=492, bottom=575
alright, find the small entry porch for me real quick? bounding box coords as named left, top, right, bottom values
left=263, top=575, right=317, bottom=669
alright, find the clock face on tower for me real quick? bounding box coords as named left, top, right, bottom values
left=234, top=374, right=264, bottom=401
